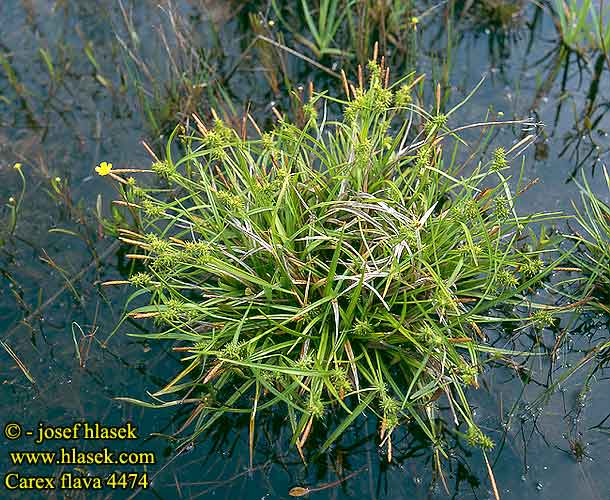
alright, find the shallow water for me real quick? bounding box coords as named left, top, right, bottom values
left=1, top=1, right=609, bottom=499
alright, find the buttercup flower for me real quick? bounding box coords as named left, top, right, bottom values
left=95, top=161, right=113, bottom=176
left=13, top=162, right=22, bottom=171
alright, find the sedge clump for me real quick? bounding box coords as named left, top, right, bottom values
left=107, top=65, right=562, bottom=461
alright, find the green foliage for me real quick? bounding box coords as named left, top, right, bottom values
left=272, top=0, right=354, bottom=57
left=569, top=167, right=610, bottom=312
left=115, top=2, right=229, bottom=138
left=271, top=0, right=419, bottom=68
left=112, top=68, right=562, bottom=456
left=553, top=0, right=610, bottom=54
left=1, top=163, right=26, bottom=246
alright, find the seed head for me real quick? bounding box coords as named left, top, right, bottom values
left=142, top=199, right=165, bottom=218
left=354, top=318, right=373, bottom=336
left=152, top=160, right=176, bottom=179
left=130, top=272, right=153, bottom=288
left=395, top=84, right=412, bottom=108
left=463, top=199, right=480, bottom=221
left=521, top=257, right=544, bottom=277
left=425, top=113, right=448, bottom=134
left=494, top=195, right=510, bottom=221
left=261, top=132, right=275, bottom=152
left=303, top=103, right=318, bottom=122
left=147, top=234, right=172, bottom=255
left=466, top=426, right=494, bottom=450
left=415, top=145, right=433, bottom=169
left=216, top=190, right=245, bottom=212
left=496, top=268, right=518, bottom=289
left=159, top=298, right=186, bottom=323
left=307, top=397, right=325, bottom=419
left=183, top=240, right=211, bottom=258
left=222, top=340, right=247, bottom=360
left=492, top=147, right=509, bottom=171
left=330, top=369, right=352, bottom=394
left=531, top=309, right=554, bottom=329
left=460, top=364, right=478, bottom=386
left=295, top=353, right=315, bottom=370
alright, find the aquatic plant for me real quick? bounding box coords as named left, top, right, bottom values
left=530, top=1, right=609, bottom=177
left=272, top=0, right=352, bottom=58
left=568, top=167, right=610, bottom=312
left=346, top=0, right=420, bottom=69
left=105, top=63, right=564, bottom=473
left=270, top=0, right=421, bottom=69
left=114, top=0, right=232, bottom=138
left=553, top=0, right=610, bottom=56
left=1, top=162, right=27, bottom=246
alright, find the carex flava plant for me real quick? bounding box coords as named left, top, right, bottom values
left=568, top=167, right=610, bottom=314
left=103, top=61, right=564, bottom=469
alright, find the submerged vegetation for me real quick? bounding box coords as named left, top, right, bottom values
left=103, top=62, right=572, bottom=471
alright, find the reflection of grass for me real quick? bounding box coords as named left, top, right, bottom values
left=460, top=0, right=526, bottom=28
left=103, top=62, right=569, bottom=480
left=529, top=7, right=609, bottom=178
left=455, top=0, right=528, bottom=62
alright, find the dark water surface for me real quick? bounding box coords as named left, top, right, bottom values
left=1, top=1, right=609, bottom=499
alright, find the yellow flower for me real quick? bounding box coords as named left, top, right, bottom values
left=95, top=161, right=113, bottom=176
left=411, top=16, right=419, bottom=25
left=13, top=162, right=22, bottom=170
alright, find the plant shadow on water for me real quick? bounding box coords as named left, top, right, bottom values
left=0, top=1, right=609, bottom=499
